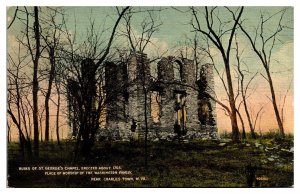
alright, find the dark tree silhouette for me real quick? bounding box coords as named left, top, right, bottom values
left=238, top=8, right=289, bottom=137
left=191, top=6, right=244, bottom=141
left=121, top=7, right=163, bottom=167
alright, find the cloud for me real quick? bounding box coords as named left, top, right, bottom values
left=7, top=34, right=21, bottom=56
left=270, top=41, right=293, bottom=83
left=144, top=36, right=169, bottom=59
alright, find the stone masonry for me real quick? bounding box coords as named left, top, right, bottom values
left=103, top=52, right=218, bottom=141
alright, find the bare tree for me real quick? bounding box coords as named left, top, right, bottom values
left=234, top=35, right=260, bottom=138
left=54, top=75, right=61, bottom=145
left=39, top=106, right=45, bottom=142
left=191, top=6, right=244, bottom=141
left=238, top=8, right=289, bottom=137
left=7, top=39, right=33, bottom=157
left=175, top=32, right=244, bottom=139
left=39, top=7, right=65, bottom=142
left=20, top=6, right=42, bottom=156
left=60, top=6, right=130, bottom=158
left=280, top=79, right=292, bottom=128
left=9, top=7, right=67, bottom=154
left=33, top=6, right=41, bottom=156
left=120, top=7, right=162, bottom=167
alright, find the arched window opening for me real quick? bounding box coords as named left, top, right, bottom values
left=173, top=60, right=183, bottom=81
left=150, top=62, right=158, bottom=80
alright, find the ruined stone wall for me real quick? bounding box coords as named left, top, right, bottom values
left=105, top=61, right=130, bottom=139
left=181, top=58, right=199, bottom=132
left=103, top=54, right=218, bottom=141
left=197, top=63, right=217, bottom=136
left=157, top=57, right=175, bottom=132
left=127, top=53, right=152, bottom=129
left=104, top=52, right=153, bottom=140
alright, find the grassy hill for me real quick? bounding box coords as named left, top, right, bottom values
left=7, top=137, right=293, bottom=187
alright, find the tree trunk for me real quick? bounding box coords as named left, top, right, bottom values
left=7, top=123, right=11, bottom=143
left=7, top=110, right=27, bottom=159
left=14, top=74, right=26, bottom=155
left=33, top=6, right=40, bottom=157
left=144, top=87, right=148, bottom=168
left=39, top=109, right=44, bottom=142
left=191, top=7, right=243, bottom=142
left=237, top=110, right=246, bottom=139
left=242, top=94, right=256, bottom=139
left=45, top=48, right=56, bottom=142
left=265, top=68, right=285, bottom=137
left=224, top=60, right=240, bottom=141
left=44, top=97, right=50, bottom=142
left=56, top=82, right=61, bottom=145
left=41, top=99, right=50, bottom=142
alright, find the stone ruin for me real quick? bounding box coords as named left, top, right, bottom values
left=101, top=52, right=218, bottom=141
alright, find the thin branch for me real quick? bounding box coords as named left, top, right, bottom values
left=7, top=6, right=19, bottom=29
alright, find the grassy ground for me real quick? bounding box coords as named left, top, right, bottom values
left=7, top=137, right=294, bottom=188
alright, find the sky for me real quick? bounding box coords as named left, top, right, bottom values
left=6, top=6, right=294, bottom=139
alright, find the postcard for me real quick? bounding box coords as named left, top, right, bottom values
left=6, top=5, right=294, bottom=188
